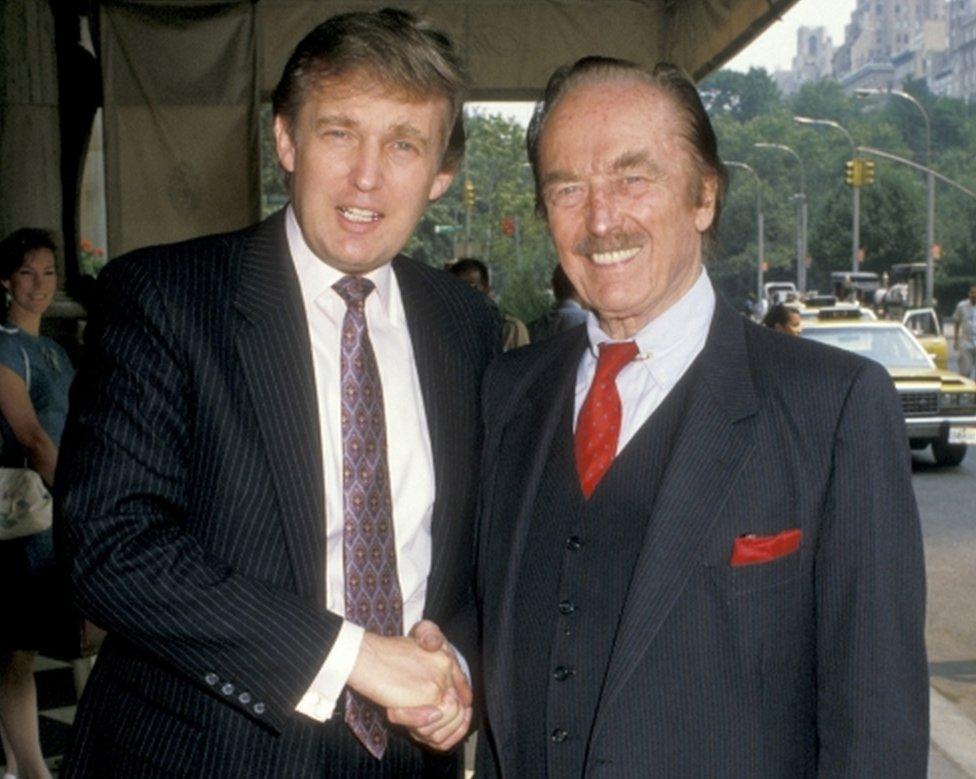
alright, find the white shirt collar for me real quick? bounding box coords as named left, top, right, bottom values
left=584, top=266, right=715, bottom=363
left=285, top=205, right=397, bottom=321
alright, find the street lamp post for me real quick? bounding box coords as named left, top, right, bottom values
left=855, top=87, right=935, bottom=304
left=754, top=142, right=808, bottom=292
left=794, top=115, right=859, bottom=273
left=726, top=160, right=764, bottom=306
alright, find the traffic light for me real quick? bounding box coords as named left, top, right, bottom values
left=845, top=158, right=861, bottom=187
left=463, top=180, right=475, bottom=209
left=862, top=159, right=875, bottom=186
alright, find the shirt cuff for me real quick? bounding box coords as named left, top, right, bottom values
left=295, top=620, right=365, bottom=722
left=450, top=642, right=472, bottom=689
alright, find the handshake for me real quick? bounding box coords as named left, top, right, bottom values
left=346, top=620, right=472, bottom=751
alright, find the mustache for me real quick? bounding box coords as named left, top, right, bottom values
left=573, top=233, right=646, bottom=256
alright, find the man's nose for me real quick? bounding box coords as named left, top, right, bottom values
left=584, top=183, right=620, bottom=235
left=350, top=142, right=383, bottom=191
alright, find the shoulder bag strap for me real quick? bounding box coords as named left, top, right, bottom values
left=19, top=345, right=30, bottom=392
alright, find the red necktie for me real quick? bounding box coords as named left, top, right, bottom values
left=575, top=341, right=638, bottom=499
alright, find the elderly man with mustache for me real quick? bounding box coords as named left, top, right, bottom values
left=474, top=57, right=929, bottom=778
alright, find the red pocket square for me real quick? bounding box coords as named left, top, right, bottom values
left=730, top=529, right=802, bottom=567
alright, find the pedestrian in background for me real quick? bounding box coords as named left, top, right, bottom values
left=762, top=303, right=802, bottom=336
left=448, top=258, right=529, bottom=350
left=528, top=265, right=587, bottom=342
left=953, top=283, right=976, bottom=378
left=0, top=228, right=73, bottom=779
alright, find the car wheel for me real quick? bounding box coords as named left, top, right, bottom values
left=932, top=441, right=967, bottom=467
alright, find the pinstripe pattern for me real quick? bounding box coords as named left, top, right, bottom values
left=54, top=209, right=498, bottom=776
left=476, top=299, right=929, bottom=778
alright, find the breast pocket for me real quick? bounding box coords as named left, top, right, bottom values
left=712, top=547, right=804, bottom=595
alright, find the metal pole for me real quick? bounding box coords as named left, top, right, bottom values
left=463, top=155, right=472, bottom=254
left=801, top=194, right=808, bottom=292
left=514, top=216, right=522, bottom=268
left=794, top=194, right=804, bottom=291
left=927, top=167, right=935, bottom=304
left=794, top=116, right=859, bottom=272
left=855, top=89, right=935, bottom=303
left=757, top=208, right=765, bottom=301
left=896, top=90, right=934, bottom=304
left=726, top=160, right=764, bottom=305
left=754, top=142, right=807, bottom=291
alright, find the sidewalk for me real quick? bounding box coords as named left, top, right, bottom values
left=931, top=684, right=976, bottom=777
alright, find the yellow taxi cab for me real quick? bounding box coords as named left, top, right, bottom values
left=801, top=313, right=976, bottom=466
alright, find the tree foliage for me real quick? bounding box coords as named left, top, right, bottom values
left=258, top=71, right=976, bottom=321
left=708, top=69, right=976, bottom=311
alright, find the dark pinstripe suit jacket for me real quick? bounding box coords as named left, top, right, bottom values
left=475, top=300, right=929, bottom=778
left=54, top=209, right=498, bottom=777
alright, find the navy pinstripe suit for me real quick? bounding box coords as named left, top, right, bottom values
left=54, top=209, right=498, bottom=777
left=475, top=300, right=929, bottom=777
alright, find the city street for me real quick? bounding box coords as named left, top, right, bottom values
left=917, top=447, right=976, bottom=725
left=919, top=339, right=976, bottom=776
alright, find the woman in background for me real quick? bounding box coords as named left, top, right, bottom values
left=0, top=228, right=74, bottom=779
left=762, top=303, right=803, bottom=336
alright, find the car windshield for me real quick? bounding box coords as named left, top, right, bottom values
left=802, top=326, right=933, bottom=370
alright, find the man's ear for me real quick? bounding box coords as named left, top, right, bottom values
left=694, top=174, right=719, bottom=233
left=273, top=114, right=297, bottom=174
left=428, top=169, right=455, bottom=202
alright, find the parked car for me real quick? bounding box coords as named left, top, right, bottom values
left=802, top=315, right=976, bottom=466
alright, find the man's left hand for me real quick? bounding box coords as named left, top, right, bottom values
left=386, top=620, right=473, bottom=751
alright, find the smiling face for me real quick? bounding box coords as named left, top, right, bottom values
left=274, top=72, right=455, bottom=275
left=2, top=248, right=57, bottom=321
left=538, top=79, right=718, bottom=339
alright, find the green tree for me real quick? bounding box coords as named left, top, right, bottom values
left=700, top=68, right=782, bottom=122
left=408, top=110, right=552, bottom=322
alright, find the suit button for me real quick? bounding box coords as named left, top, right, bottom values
left=254, top=702, right=266, bottom=715
left=221, top=683, right=234, bottom=695
left=238, top=692, right=252, bottom=705
left=558, top=600, right=576, bottom=615
left=204, top=673, right=218, bottom=686
left=553, top=665, right=575, bottom=682
left=565, top=535, right=583, bottom=551
left=550, top=728, right=568, bottom=743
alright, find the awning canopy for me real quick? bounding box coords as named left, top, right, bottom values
left=1, top=0, right=799, bottom=275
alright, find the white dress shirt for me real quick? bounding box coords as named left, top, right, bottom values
left=284, top=208, right=437, bottom=722
left=574, top=268, right=715, bottom=450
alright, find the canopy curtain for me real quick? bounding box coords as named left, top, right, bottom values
left=0, top=0, right=62, bottom=264
left=101, top=1, right=260, bottom=257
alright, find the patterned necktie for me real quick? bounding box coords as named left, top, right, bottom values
left=333, top=275, right=403, bottom=759
left=575, top=341, right=638, bottom=499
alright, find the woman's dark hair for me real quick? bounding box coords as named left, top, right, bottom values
left=0, top=228, right=56, bottom=280
left=762, top=304, right=796, bottom=329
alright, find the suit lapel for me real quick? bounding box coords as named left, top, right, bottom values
left=232, top=211, right=326, bottom=605
left=589, top=301, right=759, bottom=745
left=483, top=330, right=587, bottom=751
left=393, top=258, right=462, bottom=614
